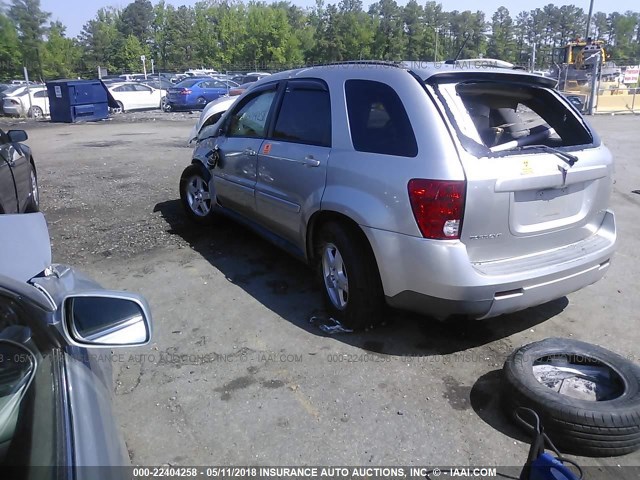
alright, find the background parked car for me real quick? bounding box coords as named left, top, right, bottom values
left=229, top=81, right=255, bottom=96
left=0, top=129, right=38, bottom=214
left=167, top=78, right=237, bottom=110
left=2, top=85, right=49, bottom=118
left=107, top=82, right=165, bottom=113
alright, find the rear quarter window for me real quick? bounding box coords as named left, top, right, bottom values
left=345, top=80, right=418, bottom=157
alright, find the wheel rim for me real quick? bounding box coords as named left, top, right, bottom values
left=322, top=242, right=349, bottom=310
left=197, top=97, right=206, bottom=105
left=30, top=169, right=38, bottom=205
left=30, top=107, right=42, bottom=119
left=185, top=175, right=211, bottom=217
left=532, top=354, right=625, bottom=402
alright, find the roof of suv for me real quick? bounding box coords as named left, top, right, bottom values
left=253, top=60, right=557, bottom=88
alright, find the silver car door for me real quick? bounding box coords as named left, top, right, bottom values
left=255, top=79, right=331, bottom=246
left=213, top=83, right=279, bottom=218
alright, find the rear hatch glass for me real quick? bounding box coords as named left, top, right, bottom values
left=430, top=78, right=612, bottom=264
left=436, top=81, right=593, bottom=155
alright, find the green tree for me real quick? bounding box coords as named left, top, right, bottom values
left=0, top=11, right=22, bottom=77
left=41, top=21, right=81, bottom=78
left=113, top=34, right=149, bottom=72
left=79, top=7, right=120, bottom=74
left=488, top=7, right=515, bottom=62
left=402, top=0, right=425, bottom=60
left=369, top=0, right=406, bottom=60
left=8, top=0, right=50, bottom=76
left=118, top=0, right=153, bottom=45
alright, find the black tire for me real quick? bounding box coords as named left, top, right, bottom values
left=315, top=221, right=384, bottom=330
left=179, top=164, right=215, bottom=225
left=196, top=97, right=207, bottom=108
left=25, top=162, right=39, bottom=212
left=503, top=337, right=640, bottom=456
left=116, top=101, right=125, bottom=113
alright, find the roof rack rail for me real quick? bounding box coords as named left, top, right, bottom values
left=309, top=60, right=405, bottom=68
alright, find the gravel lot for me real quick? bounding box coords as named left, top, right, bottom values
left=2, top=111, right=639, bottom=475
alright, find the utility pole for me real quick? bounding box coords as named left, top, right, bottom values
left=585, top=0, right=595, bottom=39
left=141, top=55, right=147, bottom=80
left=588, top=51, right=601, bottom=115
left=531, top=43, right=536, bottom=71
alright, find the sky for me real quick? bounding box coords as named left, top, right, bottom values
left=41, top=0, right=640, bottom=38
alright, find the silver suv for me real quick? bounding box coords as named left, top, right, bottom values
left=180, top=62, right=616, bottom=329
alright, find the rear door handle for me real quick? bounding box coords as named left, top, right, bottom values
left=244, top=148, right=257, bottom=156
left=302, top=155, right=320, bottom=167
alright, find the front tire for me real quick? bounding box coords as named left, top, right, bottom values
left=25, top=162, right=39, bottom=212
left=315, top=222, right=383, bottom=330
left=180, top=164, right=215, bottom=224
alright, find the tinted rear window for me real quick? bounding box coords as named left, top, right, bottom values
left=345, top=80, right=418, bottom=157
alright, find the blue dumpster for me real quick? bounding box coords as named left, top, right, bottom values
left=46, top=80, right=111, bottom=123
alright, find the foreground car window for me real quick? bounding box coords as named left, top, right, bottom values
left=436, top=81, right=593, bottom=156
left=345, top=79, right=418, bottom=157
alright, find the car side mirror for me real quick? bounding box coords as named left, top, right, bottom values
left=7, top=130, right=27, bottom=143
left=62, top=292, right=152, bottom=348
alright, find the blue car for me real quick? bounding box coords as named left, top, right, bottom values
left=167, top=78, right=236, bottom=110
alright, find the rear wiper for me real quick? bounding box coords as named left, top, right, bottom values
left=518, top=145, right=578, bottom=167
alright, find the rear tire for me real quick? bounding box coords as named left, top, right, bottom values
left=180, top=164, right=215, bottom=225
left=315, top=222, right=384, bottom=330
left=28, top=106, right=43, bottom=119
left=112, top=101, right=124, bottom=114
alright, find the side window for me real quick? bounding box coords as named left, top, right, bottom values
left=34, top=91, right=47, bottom=98
left=345, top=79, right=418, bottom=157
left=113, top=86, right=126, bottom=92
left=198, top=81, right=210, bottom=89
left=226, top=89, right=276, bottom=138
left=272, top=83, right=331, bottom=147
left=133, top=84, right=151, bottom=92
left=0, top=295, right=56, bottom=471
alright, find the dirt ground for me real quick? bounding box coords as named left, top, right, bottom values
left=2, top=111, right=639, bottom=476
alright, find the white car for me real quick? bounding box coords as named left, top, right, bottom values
left=2, top=85, right=49, bottom=118
left=187, top=95, right=238, bottom=143
left=107, top=82, right=165, bottom=113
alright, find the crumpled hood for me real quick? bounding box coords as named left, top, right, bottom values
left=0, top=213, right=51, bottom=282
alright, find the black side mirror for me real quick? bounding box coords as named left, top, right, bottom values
left=7, top=130, right=27, bottom=143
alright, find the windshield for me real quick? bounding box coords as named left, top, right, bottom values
left=435, top=81, right=593, bottom=156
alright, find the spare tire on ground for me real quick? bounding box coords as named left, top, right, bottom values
left=502, top=337, right=640, bottom=457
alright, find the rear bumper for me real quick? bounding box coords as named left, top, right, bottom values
left=2, top=104, right=23, bottom=116
left=364, top=210, right=617, bottom=320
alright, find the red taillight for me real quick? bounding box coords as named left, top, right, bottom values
left=407, top=179, right=466, bottom=239
left=180, top=89, right=191, bottom=95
